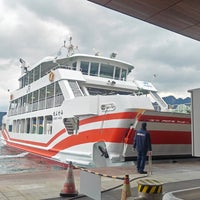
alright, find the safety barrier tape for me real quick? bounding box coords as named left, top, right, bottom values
left=70, top=162, right=148, bottom=181
left=78, top=166, right=124, bottom=180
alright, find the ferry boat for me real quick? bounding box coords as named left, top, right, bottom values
left=1, top=38, right=191, bottom=167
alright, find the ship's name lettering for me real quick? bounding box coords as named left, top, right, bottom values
left=53, top=110, right=63, bottom=120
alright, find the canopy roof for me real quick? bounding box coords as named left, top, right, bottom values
left=89, top=0, right=200, bottom=42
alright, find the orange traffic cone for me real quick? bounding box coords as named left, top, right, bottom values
left=60, top=161, right=78, bottom=197
left=121, top=175, right=132, bottom=200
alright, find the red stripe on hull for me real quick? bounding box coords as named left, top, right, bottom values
left=2, top=129, right=66, bottom=147
left=151, top=130, right=191, bottom=144
left=139, top=115, right=191, bottom=124
left=80, top=112, right=137, bottom=125
left=5, top=141, right=57, bottom=158
left=2, top=128, right=129, bottom=158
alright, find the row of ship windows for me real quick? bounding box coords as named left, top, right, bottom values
left=7, top=116, right=78, bottom=135
left=8, top=116, right=53, bottom=135
left=19, top=58, right=129, bottom=89
left=80, top=61, right=128, bottom=80
left=8, top=82, right=64, bottom=116
left=19, top=59, right=75, bottom=89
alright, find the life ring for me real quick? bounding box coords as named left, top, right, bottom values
left=49, top=71, right=55, bottom=82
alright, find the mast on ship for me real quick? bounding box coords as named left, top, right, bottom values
left=56, top=36, right=79, bottom=58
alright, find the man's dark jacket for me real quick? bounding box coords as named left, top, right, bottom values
left=133, top=128, right=152, bottom=153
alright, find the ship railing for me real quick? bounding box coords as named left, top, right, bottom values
left=46, top=97, right=54, bottom=109
left=52, top=65, right=76, bottom=71
left=7, top=95, right=64, bottom=116
left=39, top=99, right=46, bottom=110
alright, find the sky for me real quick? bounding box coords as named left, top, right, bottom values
left=1, top=0, right=200, bottom=111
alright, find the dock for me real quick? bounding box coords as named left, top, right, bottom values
left=0, top=158, right=200, bottom=200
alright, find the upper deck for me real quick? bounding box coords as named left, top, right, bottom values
left=19, top=53, right=134, bottom=90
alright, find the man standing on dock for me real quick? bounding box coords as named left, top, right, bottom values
left=133, top=122, right=152, bottom=174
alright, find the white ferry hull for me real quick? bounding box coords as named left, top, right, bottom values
left=1, top=46, right=191, bottom=167
left=1, top=95, right=191, bottom=167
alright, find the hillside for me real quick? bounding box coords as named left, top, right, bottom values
left=162, top=95, right=191, bottom=105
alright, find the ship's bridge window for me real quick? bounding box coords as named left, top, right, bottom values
left=24, top=74, right=28, bottom=86
left=90, top=62, right=99, bottom=76
left=80, top=61, right=89, bottom=75
left=72, top=62, right=77, bottom=70
left=121, top=68, right=127, bottom=81
left=34, top=66, right=40, bottom=81
left=29, top=70, right=34, bottom=84
left=114, top=66, right=120, bottom=80
left=100, top=64, right=114, bottom=79
left=41, top=62, right=55, bottom=77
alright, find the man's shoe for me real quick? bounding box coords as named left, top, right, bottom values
left=139, top=171, right=147, bottom=174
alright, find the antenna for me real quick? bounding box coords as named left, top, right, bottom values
left=54, top=36, right=79, bottom=59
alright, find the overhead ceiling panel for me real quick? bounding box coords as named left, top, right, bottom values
left=88, top=0, right=200, bottom=41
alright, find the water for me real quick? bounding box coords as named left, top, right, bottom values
left=0, top=142, right=67, bottom=174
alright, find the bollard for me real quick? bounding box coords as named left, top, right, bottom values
left=136, top=179, right=163, bottom=200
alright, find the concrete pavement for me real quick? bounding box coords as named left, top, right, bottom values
left=0, top=158, right=200, bottom=200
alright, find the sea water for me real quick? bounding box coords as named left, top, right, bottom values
left=0, top=142, right=67, bottom=174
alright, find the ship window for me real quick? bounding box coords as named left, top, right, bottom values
left=29, top=70, right=34, bottom=84
left=121, top=69, right=127, bottom=81
left=31, top=117, right=37, bottom=134
left=24, top=74, right=28, bottom=86
left=38, top=116, right=43, bottom=134
left=32, top=90, right=38, bottom=111
left=8, top=125, right=12, bottom=132
left=34, top=66, right=40, bottom=81
left=16, top=119, right=20, bottom=133
left=72, top=62, right=77, bottom=70
left=115, top=67, right=120, bottom=80
left=100, top=64, right=114, bottom=78
left=20, top=119, right=25, bottom=133
left=55, top=82, right=64, bottom=107
left=27, top=93, right=32, bottom=112
left=90, top=62, right=99, bottom=76
left=17, top=98, right=22, bottom=114
left=39, top=87, right=46, bottom=110
left=45, top=115, right=52, bottom=134
left=26, top=118, right=30, bottom=133
left=41, top=62, right=55, bottom=77
left=80, top=61, right=89, bottom=75
left=46, top=83, right=54, bottom=108
left=22, top=95, right=27, bottom=113
left=13, top=120, right=16, bottom=132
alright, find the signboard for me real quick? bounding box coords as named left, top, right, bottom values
left=80, top=171, right=101, bottom=200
